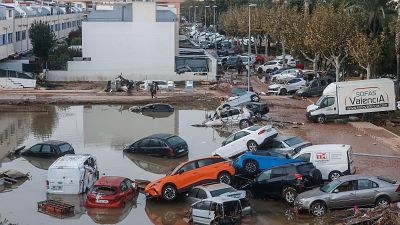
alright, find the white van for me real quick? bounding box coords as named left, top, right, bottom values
left=292, top=144, right=355, bottom=181
left=47, top=154, right=99, bottom=194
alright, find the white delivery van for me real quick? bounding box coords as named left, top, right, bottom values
left=306, top=78, right=396, bottom=123
left=292, top=144, right=355, bottom=181
left=47, top=154, right=99, bottom=194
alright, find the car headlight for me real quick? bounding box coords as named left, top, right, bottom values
left=308, top=109, right=316, bottom=113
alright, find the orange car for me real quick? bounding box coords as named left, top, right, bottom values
left=145, top=156, right=235, bottom=201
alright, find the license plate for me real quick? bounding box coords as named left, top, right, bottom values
left=51, top=186, right=62, bottom=191
left=95, top=199, right=109, bottom=204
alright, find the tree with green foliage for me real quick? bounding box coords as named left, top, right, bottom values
left=29, top=20, right=56, bottom=66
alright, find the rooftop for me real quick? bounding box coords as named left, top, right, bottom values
left=49, top=154, right=93, bottom=169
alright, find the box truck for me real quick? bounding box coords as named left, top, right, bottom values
left=306, top=78, right=397, bottom=123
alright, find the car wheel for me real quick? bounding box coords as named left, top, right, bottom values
left=317, top=115, right=326, bottom=124
left=279, top=88, right=287, bottom=95
left=310, top=201, right=327, bottom=217
left=162, top=184, right=177, bottom=201
left=218, top=172, right=232, bottom=184
left=244, top=159, right=259, bottom=174
left=255, top=112, right=262, bottom=119
left=239, top=119, right=252, bottom=129
left=257, top=68, right=263, bottom=73
left=247, top=140, right=259, bottom=151
left=328, top=170, right=342, bottom=181
left=282, top=187, right=297, bottom=205
left=375, top=196, right=390, bottom=208
left=251, top=95, right=260, bottom=102
left=310, top=169, right=323, bottom=185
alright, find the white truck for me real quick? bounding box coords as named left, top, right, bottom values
left=306, top=78, right=397, bottom=123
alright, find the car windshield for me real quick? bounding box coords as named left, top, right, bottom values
left=167, top=136, right=185, bottom=146
left=227, top=57, right=237, bottom=62
left=210, top=187, right=236, bottom=197
left=231, top=88, right=246, bottom=96
left=91, top=186, right=118, bottom=195
left=315, top=96, right=325, bottom=106
left=284, top=137, right=305, bottom=147
left=320, top=180, right=341, bottom=193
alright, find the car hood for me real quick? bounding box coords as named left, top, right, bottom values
left=268, top=84, right=281, bottom=89
left=227, top=96, right=240, bottom=101
left=219, top=190, right=246, bottom=199
left=296, top=187, right=325, bottom=200
left=306, top=104, right=319, bottom=112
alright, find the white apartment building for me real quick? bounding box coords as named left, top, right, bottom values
left=0, top=3, right=84, bottom=61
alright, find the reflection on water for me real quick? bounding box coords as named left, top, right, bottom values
left=87, top=197, right=137, bottom=224
left=145, top=199, right=189, bottom=225
left=123, top=152, right=187, bottom=175
left=21, top=156, right=58, bottom=170
left=30, top=107, right=59, bottom=140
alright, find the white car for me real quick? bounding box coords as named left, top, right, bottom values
left=268, top=78, right=307, bottom=95
left=271, top=69, right=302, bottom=82
left=205, top=107, right=252, bottom=127
left=221, top=91, right=260, bottom=109
left=141, top=80, right=172, bottom=90
left=240, top=55, right=256, bottom=66
left=190, top=197, right=241, bottom=225
left=257, top=60, right=283, bottom=73
left=212, top=125, right=278, bottom=158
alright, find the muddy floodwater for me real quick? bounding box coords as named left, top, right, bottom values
left=0, top=105, right=383, bottom=225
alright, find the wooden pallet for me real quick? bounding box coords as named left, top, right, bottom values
left=37, top=200, right=75, bottom=219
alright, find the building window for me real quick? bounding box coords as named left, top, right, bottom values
left=16, top=31, right=21, bottom=41
left=22, top=30, right=26, bottom=40
left=77, top=20, right=81, bottom=26
left=72, top=21, right=76, bottom=27
left=62, top=23, right=66, bottom=30
left=0, top=35, right=4, bottom=46
left=50, top=25, right=53, bottom=31
left=7, top=33, right=12, bottom=43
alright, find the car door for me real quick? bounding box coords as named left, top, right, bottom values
left=187, top=188, right=200, bottom=203
left=27, top=144, right=42, bottom=157
left=192, top=201, right=213, bottom=224
left=147, top=139, right=163, bottom=156
left=123, top=179, right=135, bottom=199
left=252, top=169, right=272, bottom=198
left=228, top=109, right=241, bottom=123
left=40, top=144, right=57, bottom=158
left=355, top=179, right=379, bottom=207
left=138, top=139, right=151, bottom=154
left=309, top=80, right=320, bottom=96
left=174, top=161, right=200, bottom=190
left=197, top=158, right=217, bottom=183
left=329, top=180, right=357, bottom=209
left=233, top=131, right=251, bottom=153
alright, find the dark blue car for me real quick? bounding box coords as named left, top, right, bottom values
left=234, top=150, right=301, bottom=175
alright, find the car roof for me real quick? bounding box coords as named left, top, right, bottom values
left=95, top=176, right=126, bottom=187
left=39, top=140, right=69, bottom=146
left=336, top=174, right=375, bottom=182
left=49, top=154, right=93, bottom=169
left=146, top=133, right=176, bottom=140
left=196, top=183, right=232, bottom=192
left=301, top=144, right=351, bottom=152
left=181, top=156, right=224, bottom=165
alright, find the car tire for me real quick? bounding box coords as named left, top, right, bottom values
left=279, top=88, right=287, bottom=95
left=217, top=172, right=232, bottom=184
left=282, top=187, right=297, bottom=205
left=247, top=140, right=259, bottom=151
left=162, top=184, right=177, bottom=201
left=255, top=112, right=262, bottom=119
left=310, top=169, right=323, bottom=185
left=251, top=95, right=260, bottom=102
left=328, top=170, right=343, bottom=181
left=310, top=201, right=327, bottom=217
left=244, top=159, right=259, bottom=174
left=317, top=115, right=326, bottom=124
left=239, top=119, right=252, bottom=129
left=375, top=196, right=390, bottom=208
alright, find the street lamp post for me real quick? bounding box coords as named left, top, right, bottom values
left=247, top=4, right=256, bottom=91
left=3, top=27, right=8, bottom=57
left=189, top=6, right=193, bottom=23
left=204, top=5, right=210, bottom=29
left=213, top=5, right=217, bottom=52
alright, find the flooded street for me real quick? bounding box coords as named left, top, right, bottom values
left=0, top=104, right=398, bottom=225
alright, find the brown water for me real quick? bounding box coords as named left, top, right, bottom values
left=0, top=105, right=366, bottom=225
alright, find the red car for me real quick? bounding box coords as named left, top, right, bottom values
left=86, top=176, right=137, bottom=208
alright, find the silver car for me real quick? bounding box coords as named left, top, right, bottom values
left=186, top=183, right=251, bottom=216
left=295, top=174, right=400, bottom=216
left=262, top=135, right=312, bottom=155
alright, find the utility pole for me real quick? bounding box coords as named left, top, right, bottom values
left=247, top=4, right=256, bottom=91
left=204, top=5, right=209, bottom=29
left=213, top=5, right=217, bottom=52
left=189, top=6, right=192, bottom=23
left=194, top=6, right=198, bottom=26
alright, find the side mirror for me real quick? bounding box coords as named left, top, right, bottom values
left=333, top=189, right=339, bottom=193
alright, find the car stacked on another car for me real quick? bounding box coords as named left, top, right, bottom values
left=295, top=175, right=400, bottom=216
left=145, top=156, right=235, bottom=201
left=212, top=125, right=278, bottom=158
left=205, top=107, right=252, bottom=127
left=242, top=102, right=270, bottom=118
left=124, top=133, right=188, bottom=158
left=262, top=135, right=312, bottom=155
left=190, top=197, right=242, bottom=225
left=241, top=162, right=323, bottom=204
left=268, top=78, right=307, bottom=95
left=187, top=183, right=251, bottom=215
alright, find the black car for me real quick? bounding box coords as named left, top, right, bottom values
left=124, top=133, right=188, bottom=158
left=20, top=141, right=75, bottom=158
left=243, top=102, right=270, bottom=118
left=130, top=103, right=174, bottom=113
left=241, top=162, right=322, bottom=204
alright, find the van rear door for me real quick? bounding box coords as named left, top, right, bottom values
left=48, top=168, right=80, bottom=194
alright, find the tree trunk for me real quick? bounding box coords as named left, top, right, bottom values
left=241, top=37, right=245, bottom=52
left=397, top=1, right=400, bottom=95
left=366, top=64, right=371, bottom=79
left=304, top=0, right=310, bottom=18
left=313, top=54, right=319, bottom=75
left=334, top=56, right=340, bottom=82
left=282, top=41, right=286, bottom=68
left=254, top=35, right=258, bottom=55
left=265, top=34, right=269, bottom=58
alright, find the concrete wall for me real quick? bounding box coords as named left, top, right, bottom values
left=0, top=59, right=29, bottom=72
left=0, top=13, right=84, bottom=60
